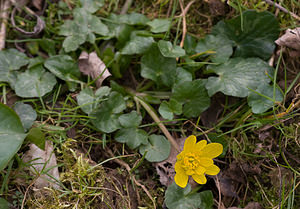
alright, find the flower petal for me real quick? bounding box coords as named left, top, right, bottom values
left=174, top=172, right=189, bottom=188
left=200, top=143, right=223, bottom=158
left=205, top=164, right=220, bottom=175
left=195, top=140, right=207, bottom=151
left=174, top=161, right=184, bottom=173
left=183, top=135, right=197, bottom=152
left=199, top=157, right=213, bottom=167
left=195, top=166, right=206, bottom=175
left=192, top=174, right=207, bottom=184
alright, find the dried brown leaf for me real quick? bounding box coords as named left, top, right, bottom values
left=32, top=0, right=43, bottom=10
left=275, top=28, right=300, bottom=50
left=78, top=51, right=111, bottom=88
left=23, top=141, right=60, bottom=190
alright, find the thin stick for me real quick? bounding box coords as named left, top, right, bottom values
left=135, top=96, right=180, bottom=151
left=263, top=0, right=300, bottom=21
left=178, top=0, right=196, bottom=48
left=0, top=0, right=11, bottom=50
left=106, top=149, right=157, bottom=209
left=120, top=0, right=133, bottom=14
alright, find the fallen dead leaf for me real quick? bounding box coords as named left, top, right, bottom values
left=154, top=137, right=185, bottom=186
left=32, top=0, right=43, bottom=10
left=23, top=141, right=60, bottom=190
left=228, top=202, right=262, bottom=209
left=275, top=28, right=300, bottom=57
left=78, top=51, right=111, bottom=88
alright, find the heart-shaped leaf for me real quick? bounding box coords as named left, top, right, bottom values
left=15, top=65, right=57, bottom=98
left=13, top=102, right=37, bottom=131
left=205, top=57, right=272, bottom=97
left=90, top=92, right=126, bottom=133
left=159, top=99, right=182, bottom=120
left=118, top=111, right=142, bottom=128
left=0, top=49, right=29, bottom=87
left=141, top=44, right=176, bottom=87
left=115, top=128, right=148, bottom=149
left=80, top=0, right=104, bottom=13
left=158, top=40, right=186, bottom=58
left=77, top=87, right=111, bottom=114
left=121, top=31, right=155, bottom=55
left=165, top=183, right=213, bottom=209
left=139, top=135, right=171, bottom=162
left=195, top=34, right=233, bottom=63
left=147, top=19, right=171, bottom=33
left=44, top=55, right=80, bottom=82
left=0, top=103, right=27, bottom=170
left=172, top=79, right=210, bottom=117
left=212, top=10, right=279, bottom=60
left=247, top=83, right=283, bottom=114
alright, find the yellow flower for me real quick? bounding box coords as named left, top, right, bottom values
left=174, top=135, right=223, bottom=188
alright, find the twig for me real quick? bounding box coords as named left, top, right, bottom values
left=135, top=96, right=180, bottom=151
left=0, top=0, right=11, bottom=50
left=262, top=0, right=300, bottom=21
left=106, top=148, right=157, bottom=209
left=178, top=0, right=196, bottom=48
left=120, top=0, right=133, bottom=15
left=215, top=176, right=222, bottom=209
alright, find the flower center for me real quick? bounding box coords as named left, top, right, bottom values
left=182, top=153, right=199, bottom=170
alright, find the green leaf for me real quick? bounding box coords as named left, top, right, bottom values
left=141, top=44, right=176, bottom=87
left=165, top=183, right=214, bottom=209
left=147, top=19, right=171, bottom=33
left=159, top=99, right=182, bottom=120
left=59, top=8, right=109, bottom=52
left=174, top=67, right=193, bottom=86
left=0, top=103, right=27, bottom=170
left=212, top=10, right=279, bottom=60
left=0, top=198, right=10, bottom=209
left=247, top=83, right=283, bottom=114
left=13, top=102, right=37, bottom=131
left=205, top=57, right=272, bottom=97
left=26, top=127, right=45, bottom=150
left=121, top=31, right=155, bottom=55
left=80, top=0, right=104, bottom=13
left=139, top=135, right=171, bottom=162
left=115, top=128, right=148, bottom=149
left=195, top=34, right=233, bottom=63
left=118, top=13, right=150, bottom=25
left=118, top=111, right=142, bottom=128
left=0, top=49, right=29, bottom=86
left=158, top=40, right=186, bottom=58
left=90, top=92, right=126, bottom=133
left=172, top=79, right=210, bottom=117
left=184, top=34, right=197, bottom=55
left=15, top=65, right=57, bottom=98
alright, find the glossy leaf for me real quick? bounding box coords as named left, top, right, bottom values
left=248, top=83, right=283, bottom=114
left=115, top=128, right=148, bottom=149
left=13, top=102, right=37, bottom=131
left=90, top=92, right=126, bottom=133
left=172, top=79, right=210, bottom=117
left=141, top=44, right=176, bottom=87
left=59, top=8, right=109, bottom=52
left=0, top=49, right=29, bottom=87
left=159, top=99, right=182, bottom=120
left=80, top=0, right=104, bottom=13
left=26, top=127, right=45, bottom=150
left=158, top=40, right=186, bottom=58
left=0, top=103, right=27, bottom=170
left=139, top=135, right=171, bottom=162
left=118, top=111, right=142, bottom=128
left=205, top=57, right=272, bottom=97
left=195, top=34, right=233, bottom=63
left=15, top=65, right=57, bottom=98
left=212, top=10, right=279, bottom=60
left=147, top=19, right=171, bottom=33
left=44, top=55, right=80, bottom=82
left=165, top=183, right=213, bottom=209
left=121, top=31, right=155, bottom=55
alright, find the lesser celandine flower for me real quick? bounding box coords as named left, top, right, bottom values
left=174, top=135, right=223, bottom=188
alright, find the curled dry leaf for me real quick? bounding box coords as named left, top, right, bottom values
left=275, top=28, right=300, bottom=57
left=23, top=141, right=60, bottom=190
left=78, top=51, right=111, bottom=88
